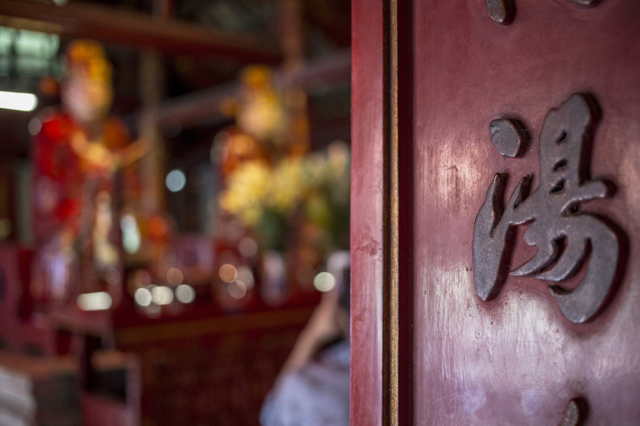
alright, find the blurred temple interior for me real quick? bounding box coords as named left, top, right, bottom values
left=0, top=0, right=351, bottom=425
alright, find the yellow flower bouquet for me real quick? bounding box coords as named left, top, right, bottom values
left=220, top=142, right=350, bottom=253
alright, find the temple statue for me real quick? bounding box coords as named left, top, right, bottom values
left=32, top=40, right=148, bottom=305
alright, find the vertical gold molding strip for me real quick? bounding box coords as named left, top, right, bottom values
left=382, top=0, right=399, bottom=424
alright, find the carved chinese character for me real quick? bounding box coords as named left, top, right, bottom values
left=484, top=0, right=600, bottom=26
left=473, top=93, right=624, bottom=323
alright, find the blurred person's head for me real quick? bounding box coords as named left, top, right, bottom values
left=61, top=40, right=113, bottom=125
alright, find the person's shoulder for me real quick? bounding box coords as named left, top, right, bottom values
left=318, top=340, right=350, bottom=367
left=261, top=366, right=349, bottom=426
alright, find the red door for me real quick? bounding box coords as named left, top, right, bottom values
left=352, top=0, right=640, bottom=424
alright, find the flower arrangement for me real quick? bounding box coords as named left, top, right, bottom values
left=219, top=141, right=350, bottom=253
left=219, top=160, right=272, bottom=228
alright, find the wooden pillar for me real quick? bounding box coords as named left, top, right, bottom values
left=278, top=0, right=310, bottom=156
left=137, top=54, right=165, bottom=216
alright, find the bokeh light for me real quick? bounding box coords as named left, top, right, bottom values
left=176, top=284, right=196, bottom=303
left=165, top=169, right=186, bottom=192
left=151, top=286, right=174, bottom=305
left=134, top=288, right=152, bottom=307
left=238, top=237, right=258, bottom=258
left=313, top=272, right=336, bottom=292
left=0, top=91, right=38, bottom=112
left=28, top=118, right=42, bottom=135
left=121, top=213, right=142, bottom=254
left=166, top=268, right=184, bottom=286
left=219, top=264, right=238, bottom=283
left=237, top=266, right=254, bottom=289
left=228, top=280, right=247, bottom=299
left=77, top=292, right=112, bottom=311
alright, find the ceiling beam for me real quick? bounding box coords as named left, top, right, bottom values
left=154, top=49, right=351, bottom=130
left=0, top=0, right=282, bottom=64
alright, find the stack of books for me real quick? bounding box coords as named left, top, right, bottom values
left=0, top=352, right=79, bottom=426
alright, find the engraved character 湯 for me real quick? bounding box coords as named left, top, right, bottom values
left=473, top=93, right=623, bottom=323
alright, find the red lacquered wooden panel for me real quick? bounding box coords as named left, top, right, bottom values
left=352, top=0, right=640, bottom=424
left=350, top=0, right=384, bottom=424
left=411, top=1, right=640, bottom=424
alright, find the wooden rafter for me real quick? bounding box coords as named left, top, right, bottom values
left=0, top=0, right=282, bottom=64
left=154, top=48, right=351, bottom=129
